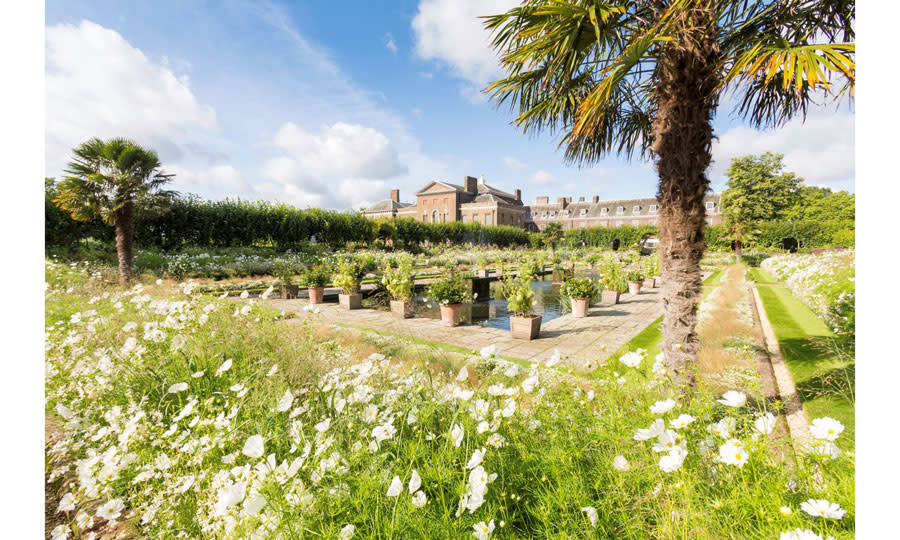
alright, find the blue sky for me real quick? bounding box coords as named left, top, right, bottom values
left=45, top=0, right=855, bottom=211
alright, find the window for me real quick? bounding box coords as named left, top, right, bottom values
left=649, top=204, right=658, bottom=213
left=706, top=201, right=715, bottom=211
left=580, top=208, right=587, bottom=215
left=632, top=219, right=640, bottom=226
left=462, top=215, right=468, bottom=223
left=563, top=209, right=570, bottom=216
left=649, top=219, right=657, bottom=225
left=579, top=222, right=586, bottom=228
left=422, top=213, right=427, bottom=222
left=431, top=210, right=439, bottom=223
left=601, top=207, right=609, bottom=215
left=485, top=214, right=492, bottom=225
left=633, top=205, right=641, bottom=214
left=705, top=217, right=712, bottom=224
left=616, top=206, right=625, bottom=215
left=473, top=215, right=480, bottom=223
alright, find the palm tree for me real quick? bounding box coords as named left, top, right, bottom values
left=54, top=138, right=175, bottom=286
left=484, top=0, right=853, bottom=387
left=542, top=222, right=565, bottom=254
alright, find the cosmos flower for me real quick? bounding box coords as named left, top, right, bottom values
left=809, top=417, right=844, bottom=442
left=613, top=455, right=630, bottom=471
left=670, top=414, right=696, bottom=430
left=717, top=439, right=749, bottom=467
left=779, top=529, right=834, bottom=540
left=753, top=413, right=777, bottom=436
left=95, top=498, right=125, bottom=521
left=620, top=350, right=643, bottom=368
left=339, top=524, right=356, bottom=540
left=412, top=490, right=427, bottom=507
left=650, top=398, right=677, bottom=414
left=480, top=344, right=500, bottom=359
left=242, top=435, right=264, bottom=458
left=581, top=506, right=598, bottom=527
left=634, top=419, right=666, bottom=441
left=277, top=390, right=294, bottom=412
left=57, top=492, right=76, bottom=513
left=717, top=391, right=747, bottom=408
left=466, top=448, right=486, bottom=470
left=387, top=476, right=403, bottom=497
left=450, top=424, right=464, bottom=447
left=456, top=365, right=469, bottom=381
left=472, top=520, right=495, bottom=540
left=409, top=470, right=422, bottom=494
left=800, top=498, right=845, bottom=520
left=215, top=359, right=232, bottom=376
left=167, top=382, right=188, bottom=393
left=659, top=447, right=688, bottom=473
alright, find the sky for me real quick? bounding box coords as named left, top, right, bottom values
left=44, top=0, right=855, bottom=211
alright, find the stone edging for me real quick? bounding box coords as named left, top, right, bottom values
left=750, top=284, right=813, bottom=445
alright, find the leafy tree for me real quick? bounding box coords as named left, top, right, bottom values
left=54, top=138, right=175, bottom=285
left=721, top=152, right=802, bottom=260
left=541, top=222, right=564, bottom=254
left=484, top=0, right=854, bottom=386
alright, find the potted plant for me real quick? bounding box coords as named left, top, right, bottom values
left=474, top=255, right=490, bottom=278
left=641, top=254, right=661, bottom=288
left=333, top=258, right=370, bottom=310
left=586, top=252, right=601, bottom=270
left=503, top=275, right=541, bottom=340
left=599, top=256, right=626, bottom=305
left=382, top=258, right=416, bottom=319
left=626, top=270, right=644, bottom=295
left=428, top=272, right=471, bottom=327
left=273, top=259, right=300, bottom=299
left=303, top=264, right=330, bottom=304
left=561, top=277, right=598, bottom=318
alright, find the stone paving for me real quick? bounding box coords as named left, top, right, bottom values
left=267, top=287, right=664, bottom=371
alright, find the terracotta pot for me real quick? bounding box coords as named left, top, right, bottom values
left=510, top=315, right=542, bottom=340
left=339, top=293, right=362, bottom=310
left=281, top=284, right=299, bottom=299
left=390, top=299, right=415, bottom=319
left=570, top=297, right=590, bottom=318
left=440, top=303, right=462, bottom=327
left=308, top=286, right=325, bottom=304
left=600, top=290, right=620, bottom=305
left=628, top=281, right=642, bottom=295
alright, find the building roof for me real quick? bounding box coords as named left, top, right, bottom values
left=526, top=193, right=720, bottom=221
left=362, top=199, right=414, bottom=214
left=415, top=180, right=468, bottom=195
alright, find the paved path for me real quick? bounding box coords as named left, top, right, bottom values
left=267, top=288, right=663, bottom=371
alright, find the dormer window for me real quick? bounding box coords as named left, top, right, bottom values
left=580, top=208, right=587, bottom=215
left=563, top=209, right=570, bottom=216
left=649, top=204, right=658, bottom=213
left=601, top=207, right=609, bottom=215
left=616, top=206, right=625, bottom=215
left=632, top=205, right=641, bottom=214
left=706, top=201, right=715, bottom=211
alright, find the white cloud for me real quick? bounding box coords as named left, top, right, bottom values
left=412, top=0, right=518, bottom=86
left=168, top=164, right=251, bottom=196
left=503, top=156, right=527, bottom=170
left=385, top=33, right=398, bottom=55
left=260, top=122, right=408, bottom=209
left=530, top=170, right=556, bottom=185
left=45, top=20, right=217, bottom=173
left=710, top=105, right=855, bottom=191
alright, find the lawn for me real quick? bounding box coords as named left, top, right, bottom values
left=755, top=285, right=855, bottom=449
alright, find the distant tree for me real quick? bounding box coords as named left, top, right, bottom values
left=720, top=153, right=801, bottom=261
left=541, top=222, right=564, bottom=254
left=54, top=138, right=175, bottom=285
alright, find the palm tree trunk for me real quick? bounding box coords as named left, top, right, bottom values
left=651, top=2, right=721, bottom=388
left=114, top=201, right=135, bottom=287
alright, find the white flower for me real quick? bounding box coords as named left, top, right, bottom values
left=339, top=524, right=356, bottom=540
left=717, top=439, right=749, bottom=467
left=658, top=447, right=687, bottom=473
left=456, top=365, right=469, bottom=381
left=472, top=519, right=495, bottom=540
left=634, top=418, right=666, bottom=441
left=501, top=398, right=516, bottom=417
left=503, top=363, right=519, bottom=377
left=240, top=290, right=249, bottom=298
left=546, top=349, right=561, bottom=367
left=753, top=413, right=777, bottom=436
left=411, top=490, right=427, bottom=507
left=215, top=359, right=232, bottom=376
left=717, top=390, right=747, bottom=407
left=167, top=382, right=188, bottom=393
left=486, top=433, right=505, bottom=448
left=57, top=492, right=76, bottom=513
left=620, top=350, right=644, bottom=368
left=372, top=420, right=396, bottom=442
left=242, top=435, right=264, bottom=458
left=266, top=364, right=278, bottom=377
left=652, top=430, right=685, bottom=453
left=277, top=390, right=294, bottom=412
left=244, top=493, right=266, bottom=515
left=800, top=498, right=845, bottom=519
left=466, top=448, right=486, bottom=470
left=670, top=414, right=696, bottom=430
left=450, top=424, right=464, bottom=447
left=810, top=417, right=844, bottom=441
left=581, top=506, right=598, bottom=526
left=191, top=370, right=204, bottom=378
left=476, top=421, right=490, bottom=434
left=387, top=476, right=403, bottom=497
left=650, top=398, right=677, bottom=414
left=708, top=417, right=736, bottom=439
left=779, top=529, right=830, bottom=540
left=613, top=455, right=630, bottom=471
left=409, top=469, right=422, bottom=494
left=50, top=525, right=70, bottom=540
left=315, top=418, right=331, bottom=432
left=780, top=506, right=793, bottom=516
left=809, top=440, right=842, bottom=459
left=480, top=344, right=500, bottom=359
left=521, top=374, right=539, bottom=394
left=95, top=498, right=125, bottom=521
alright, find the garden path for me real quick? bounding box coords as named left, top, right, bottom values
left=267, top=288, right=663, bottom=371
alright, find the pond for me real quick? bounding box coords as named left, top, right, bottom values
left=413, top=274, right=571, bottom=330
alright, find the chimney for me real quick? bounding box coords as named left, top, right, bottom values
left=464, top=175, right=478, bottom=194
left=536, top=196, right=549, bottom=204
left=390, top=189, right=399, bottom=203
left=578, top=196, right=585, bottom=202
left=557, top=197, right=568, bottom=209
left=592, top=195, right=599, bottom=203
left=514, top=189, right=521, bottom=202
left=480, top=174, right=486, bottom=184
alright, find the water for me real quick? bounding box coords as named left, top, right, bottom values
left=413, top=274, right=569, bottom=330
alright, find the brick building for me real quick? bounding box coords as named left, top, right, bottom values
left=362, top=176, right=722, bottom=230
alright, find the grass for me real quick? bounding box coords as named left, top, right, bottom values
left=747, top=267, right=778, bottom=285
left=755, top=285, right=855, bottom=449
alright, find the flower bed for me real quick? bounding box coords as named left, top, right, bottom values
left=761, top=250, right=855, bottom=337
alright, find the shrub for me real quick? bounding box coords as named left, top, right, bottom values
left=561, top=277, right=598, bottom=300
left=427, top=272, right=472, bottom=305
left=381, top=258, right=416, bottom=302
left=599, top=256, right=627, bottom=293
left=626, top=270, right=645, bottom=282
left=502, top=275, right=536, bottom=316
left=303, top=264, right=332, bottom=288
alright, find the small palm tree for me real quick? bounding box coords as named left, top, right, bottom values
left=54, top=138, right=175, bottom=285
left=542, top=222, right=565, bottom=254
left=484, top=0, right=853, bottom=387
